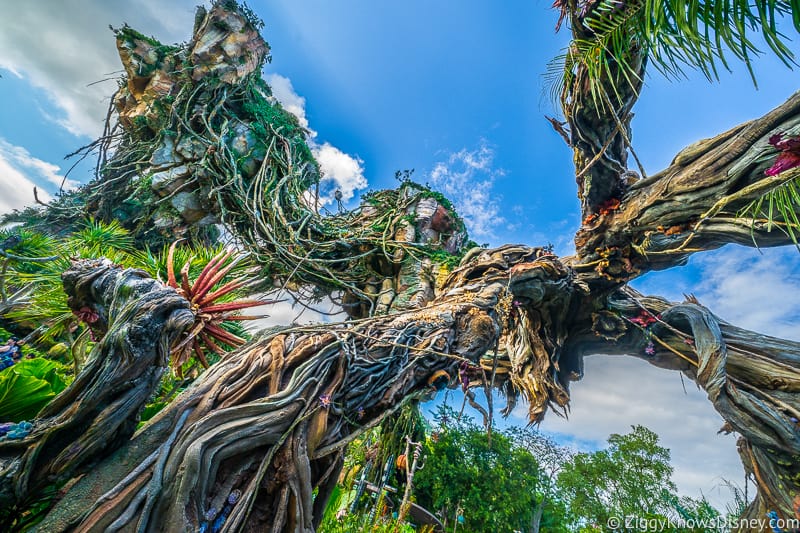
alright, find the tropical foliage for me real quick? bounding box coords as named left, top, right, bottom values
left=321, top=404, right=743, bottom=533
left=0, top=358, right=72, bottom=422
left=553, top=0, right=799, bottom=103
left=0, top=219, right=266, bottom=426
left=414, top=406, right=569, bottom=532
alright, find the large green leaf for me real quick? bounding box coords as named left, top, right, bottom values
left=0, top=358, right=72, bottom=422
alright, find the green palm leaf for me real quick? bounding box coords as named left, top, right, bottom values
left=554, top=0, right=798, bottom=105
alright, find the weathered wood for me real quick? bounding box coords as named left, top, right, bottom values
left=33, top=247, right=574, bottom=532
left=0, top=260, right=194, bottom=528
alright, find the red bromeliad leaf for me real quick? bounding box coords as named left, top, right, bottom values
left=192, top=254, right=244, bottom=304
left=199, top=331, right=226, bottom=356
left=192, top=338, right=209, bottom=369
left=204, top=323, right=246, bottom=346
left=766, top=133, right=800, bottom=176
left=180, top=259, right=193, bottom=296
left=191, top=250, right=234, bottom=300
left=197, top=277, right=249, bottom=306
left=200, top=300, right=267, bottom=314
left=163, top=241, right=270, bottom=373
left=166, top=241, right=179, bottom=288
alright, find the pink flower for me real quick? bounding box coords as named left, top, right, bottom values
left=765, top=133, right=800, bottom=176
left=629, top=310, right=657, bottom=328
left=644, top=341, right=656, bottom=356
left=76, top=306, right=99, bottom=324
left=319, top=394, right=331, bottom=409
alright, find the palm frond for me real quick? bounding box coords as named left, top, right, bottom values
left=554, top=0, right=798, bottom=105
left=73, top=218, right=134, bottom=255
left=740, top=171, right=800, bottom=244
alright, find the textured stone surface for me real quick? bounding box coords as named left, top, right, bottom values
left=170, top=191, right=206, bottom=223
left=150, top=165, right=190, bottom=197
left=149, top=137, right=179, bottom=169
left=190, top=4, right=268, bottom=84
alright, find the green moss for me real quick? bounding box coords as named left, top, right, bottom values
left=421, top=247, right=463, bottom=269
left=240, top=81, right=319, bottom=184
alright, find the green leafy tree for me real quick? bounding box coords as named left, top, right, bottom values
left=557, top=425, right=677, bottom=531
left=414, top=406, right=568, bottom=532
left=507, top=426, right=574, bottom=533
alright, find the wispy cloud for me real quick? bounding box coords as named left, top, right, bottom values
left=428, top=142, right=504, bottom=240
left=266, top=72, right=367, bottom=206
left=692, top=246, right=800, bottom=340
left=0, top=0, right=198, bottom=138
left=0, top=138, right=82, bottom=214
left=0, top=139, right=76, bottom=191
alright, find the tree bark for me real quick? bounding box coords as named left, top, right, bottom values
left=0, top=260, right=193, bottom=528
left=572, top=92, right=800, bottom=285
left=31, top=246, right=571, bottom=532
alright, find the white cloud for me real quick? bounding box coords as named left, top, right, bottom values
left=0, top=0, right=198, bottom=138
left=265, top=72, right=367, bottom=207
left=428, top=142, right=505, bottom=240
left=0, top=138, right=85, bottom=214
left=0, top=155, right=49, bottom=215
left=265, top=73, right=312, bottom=133
left=527, top=356, right=743, bottom=510
left=312, top=143, right=367, bottom=205
left=0, top=2, right=369, bottom=207
left=247, top=291, right=347, bottom=331
left=692, top=246, right=800, bottom=341
left=0, top=139, right=76, bottom=191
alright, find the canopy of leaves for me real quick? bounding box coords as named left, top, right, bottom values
left=413, top=406, right=569, bottom=532
left=556, top=425, right=678, bottom=530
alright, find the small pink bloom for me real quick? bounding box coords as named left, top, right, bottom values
left=765, top=133, right=800, bottom=176
left=319, top=394, right=331, bottom=409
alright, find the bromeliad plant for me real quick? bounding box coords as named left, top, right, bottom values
left=163, top=241, right=272, bottom=373
left=1, top=222, right=270, bottom=376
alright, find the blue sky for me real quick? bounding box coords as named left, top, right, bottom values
left=1, top=0, right=799, bottom=510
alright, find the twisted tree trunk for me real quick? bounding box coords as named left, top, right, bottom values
left=0, top=260, right=193, bottom=527
left=3, top=1, right=800, bottom=531
left=31, top=247, right=569, bottom=532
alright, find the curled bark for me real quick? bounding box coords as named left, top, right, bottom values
left=0, top=260, right=193, bottom=527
